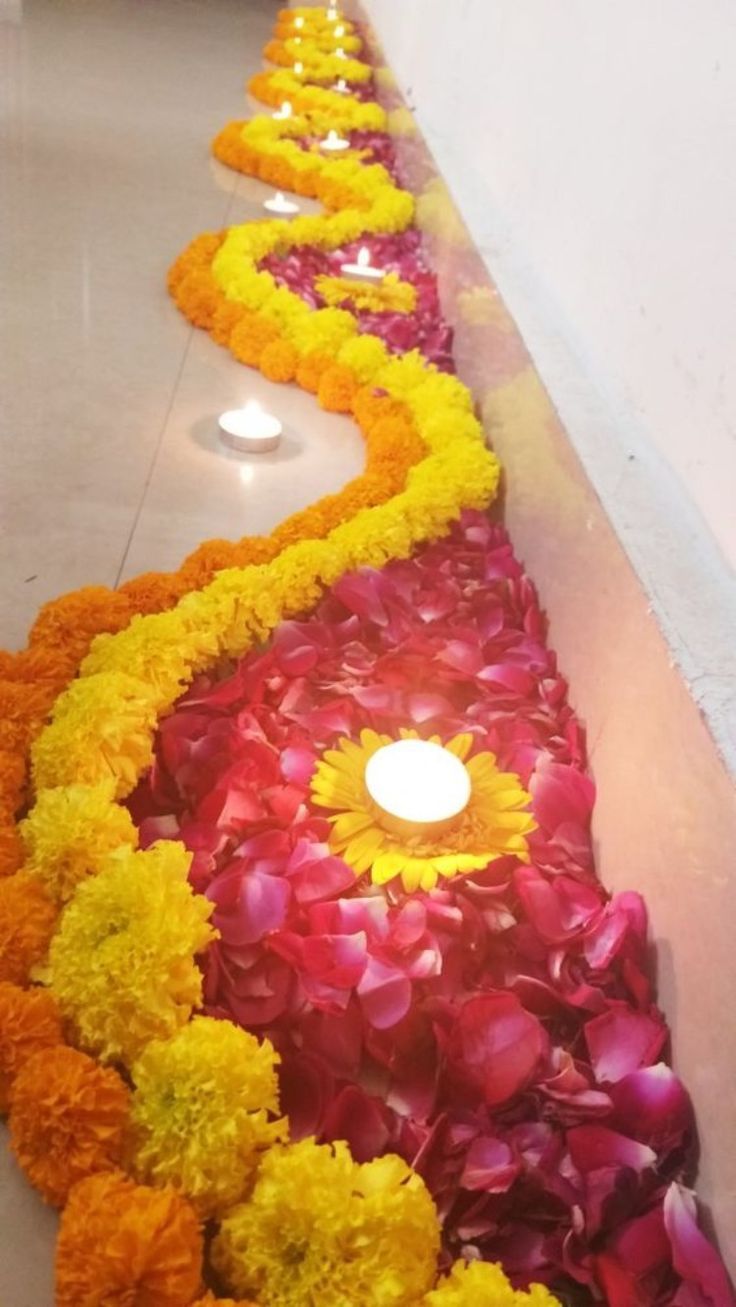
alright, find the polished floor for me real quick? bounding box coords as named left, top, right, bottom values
left=0, top=0, right=362, bottom=1300
left=0, top=0, right=361, bottom=654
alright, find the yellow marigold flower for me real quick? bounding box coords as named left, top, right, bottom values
left=31, top=672, right=160, bottom=798
left=338, top=333, right=390, bottom=382
left=48, top=842, right=214, bottom=1065
left=130, top=1016, right=285, bottom=1218
left=424, top=1260, right=562, bottom=1306
left=20, top=781, right=138, bottom=903
left=81, top=611, right=220, bottom=713
left=311, top=729, right=536, bottom=894
left=212, top=1139, right=439, bottom=1307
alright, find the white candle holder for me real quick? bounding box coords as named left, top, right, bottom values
left=263, top=191, right=300, bottom=215
left=340, top=246, right=385, bottom=283
left=218, top=403, right=283, bottom=454
left=365, top=740, right=471, bottom=837
left=320, top=128, right=350, bottom=152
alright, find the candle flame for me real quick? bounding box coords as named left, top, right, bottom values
left=357, top=246, right=371, bottom=268
left=242, top=400, right=264, bottom=420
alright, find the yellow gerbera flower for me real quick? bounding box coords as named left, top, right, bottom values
left=310, top=728, right=536, bottom=893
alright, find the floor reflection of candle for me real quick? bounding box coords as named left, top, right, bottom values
left=263, top=191, right=300, bottom=215
left=218, top=402, right=283, bottom=453
left=340, top=246, right=385, bottom=282
left=320, top=128, right=350, bottom=152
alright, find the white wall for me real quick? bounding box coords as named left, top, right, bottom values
left=361, top=0, right=736, bottom=570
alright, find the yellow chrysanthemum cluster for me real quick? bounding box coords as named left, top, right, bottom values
left=47, top=843, right=214, bottom=1063
left=316, top=272, right=417, bottom=314
left=424, top=1261, right=562, bottom=1306
left=254, top=70, right=386, bottom=132
left=213, top=1139, right=440, bottom=1306
left=31, top=672, right=160, bottom=798
left=19, top=781, right=138, bottom=903
left=130, top=1017, right=285, bottom=1217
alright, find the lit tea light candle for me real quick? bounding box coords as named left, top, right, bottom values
left=327, top=6, right=339, bottom=20
left=294, top=16, right=304, bottom=29
left=334, top=24, right=346, bottom=38
left=294, top=60, right=304, bottom=75
left=340, top=245, right=385, bottom=282
left=293, top=36, right=303, bottom=46
left=218, top=402, right=282, bottom=453
left=263, top=190, right=300, bottom=215
left=273, top=100, right=293, bottom=120
left=365, top=740, right=471, bottom=836
left=320, top=128, right=350, bottom=152
left=333, top=77, right=348, bottom=94
left=335, top=46, right=347, bottom=59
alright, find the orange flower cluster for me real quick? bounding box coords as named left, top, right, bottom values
left=0, top=981, right=64, bottom=1111
left=55, top=1171, right=203, bottom=1307
left=0, top=872, right=58, bottom=985
left=9, top=1044, right=130, bottom=1204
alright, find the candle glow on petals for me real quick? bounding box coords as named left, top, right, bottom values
left=321, top=128, right=350, bottom=152
left=340, top=245, right=385, bottom=281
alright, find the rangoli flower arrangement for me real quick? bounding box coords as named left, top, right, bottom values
left=0, top=6, right=733, bottom=1306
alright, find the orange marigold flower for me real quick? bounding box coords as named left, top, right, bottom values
left=259, top=338, right=299, bottom=384
left=318, top=363, right=360, bottom=413
left=0, top=680, right=57, bottom=753
left=0, top=824, right=24, bottom=877
left=296, top=350, right=335, bottom=393
left=117, top=570, right=189, bottom=616
left=352, top=387, right=410, bottom=433
left=0, top=872, right=58, bottom=985
left=0, top=982, right=64, bottom=1112
left=167, top=231, right=224, bottom=293
left=0, top=646, right=74, bottom=688
left=193, top=1296, right=259, bottom=1307
left=211, top=298, right=248, bottom=346
left=177, top=268, right=221, bottom=330
left=9, top=1045, right=130, bottom=1204
left=0, top=749, right=27, bottom=820
left=229, top=313, right=281, bottom=368
left=55, top=1170, right=203, bottom=1307
left=27, top=586, right=133, bottom=664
